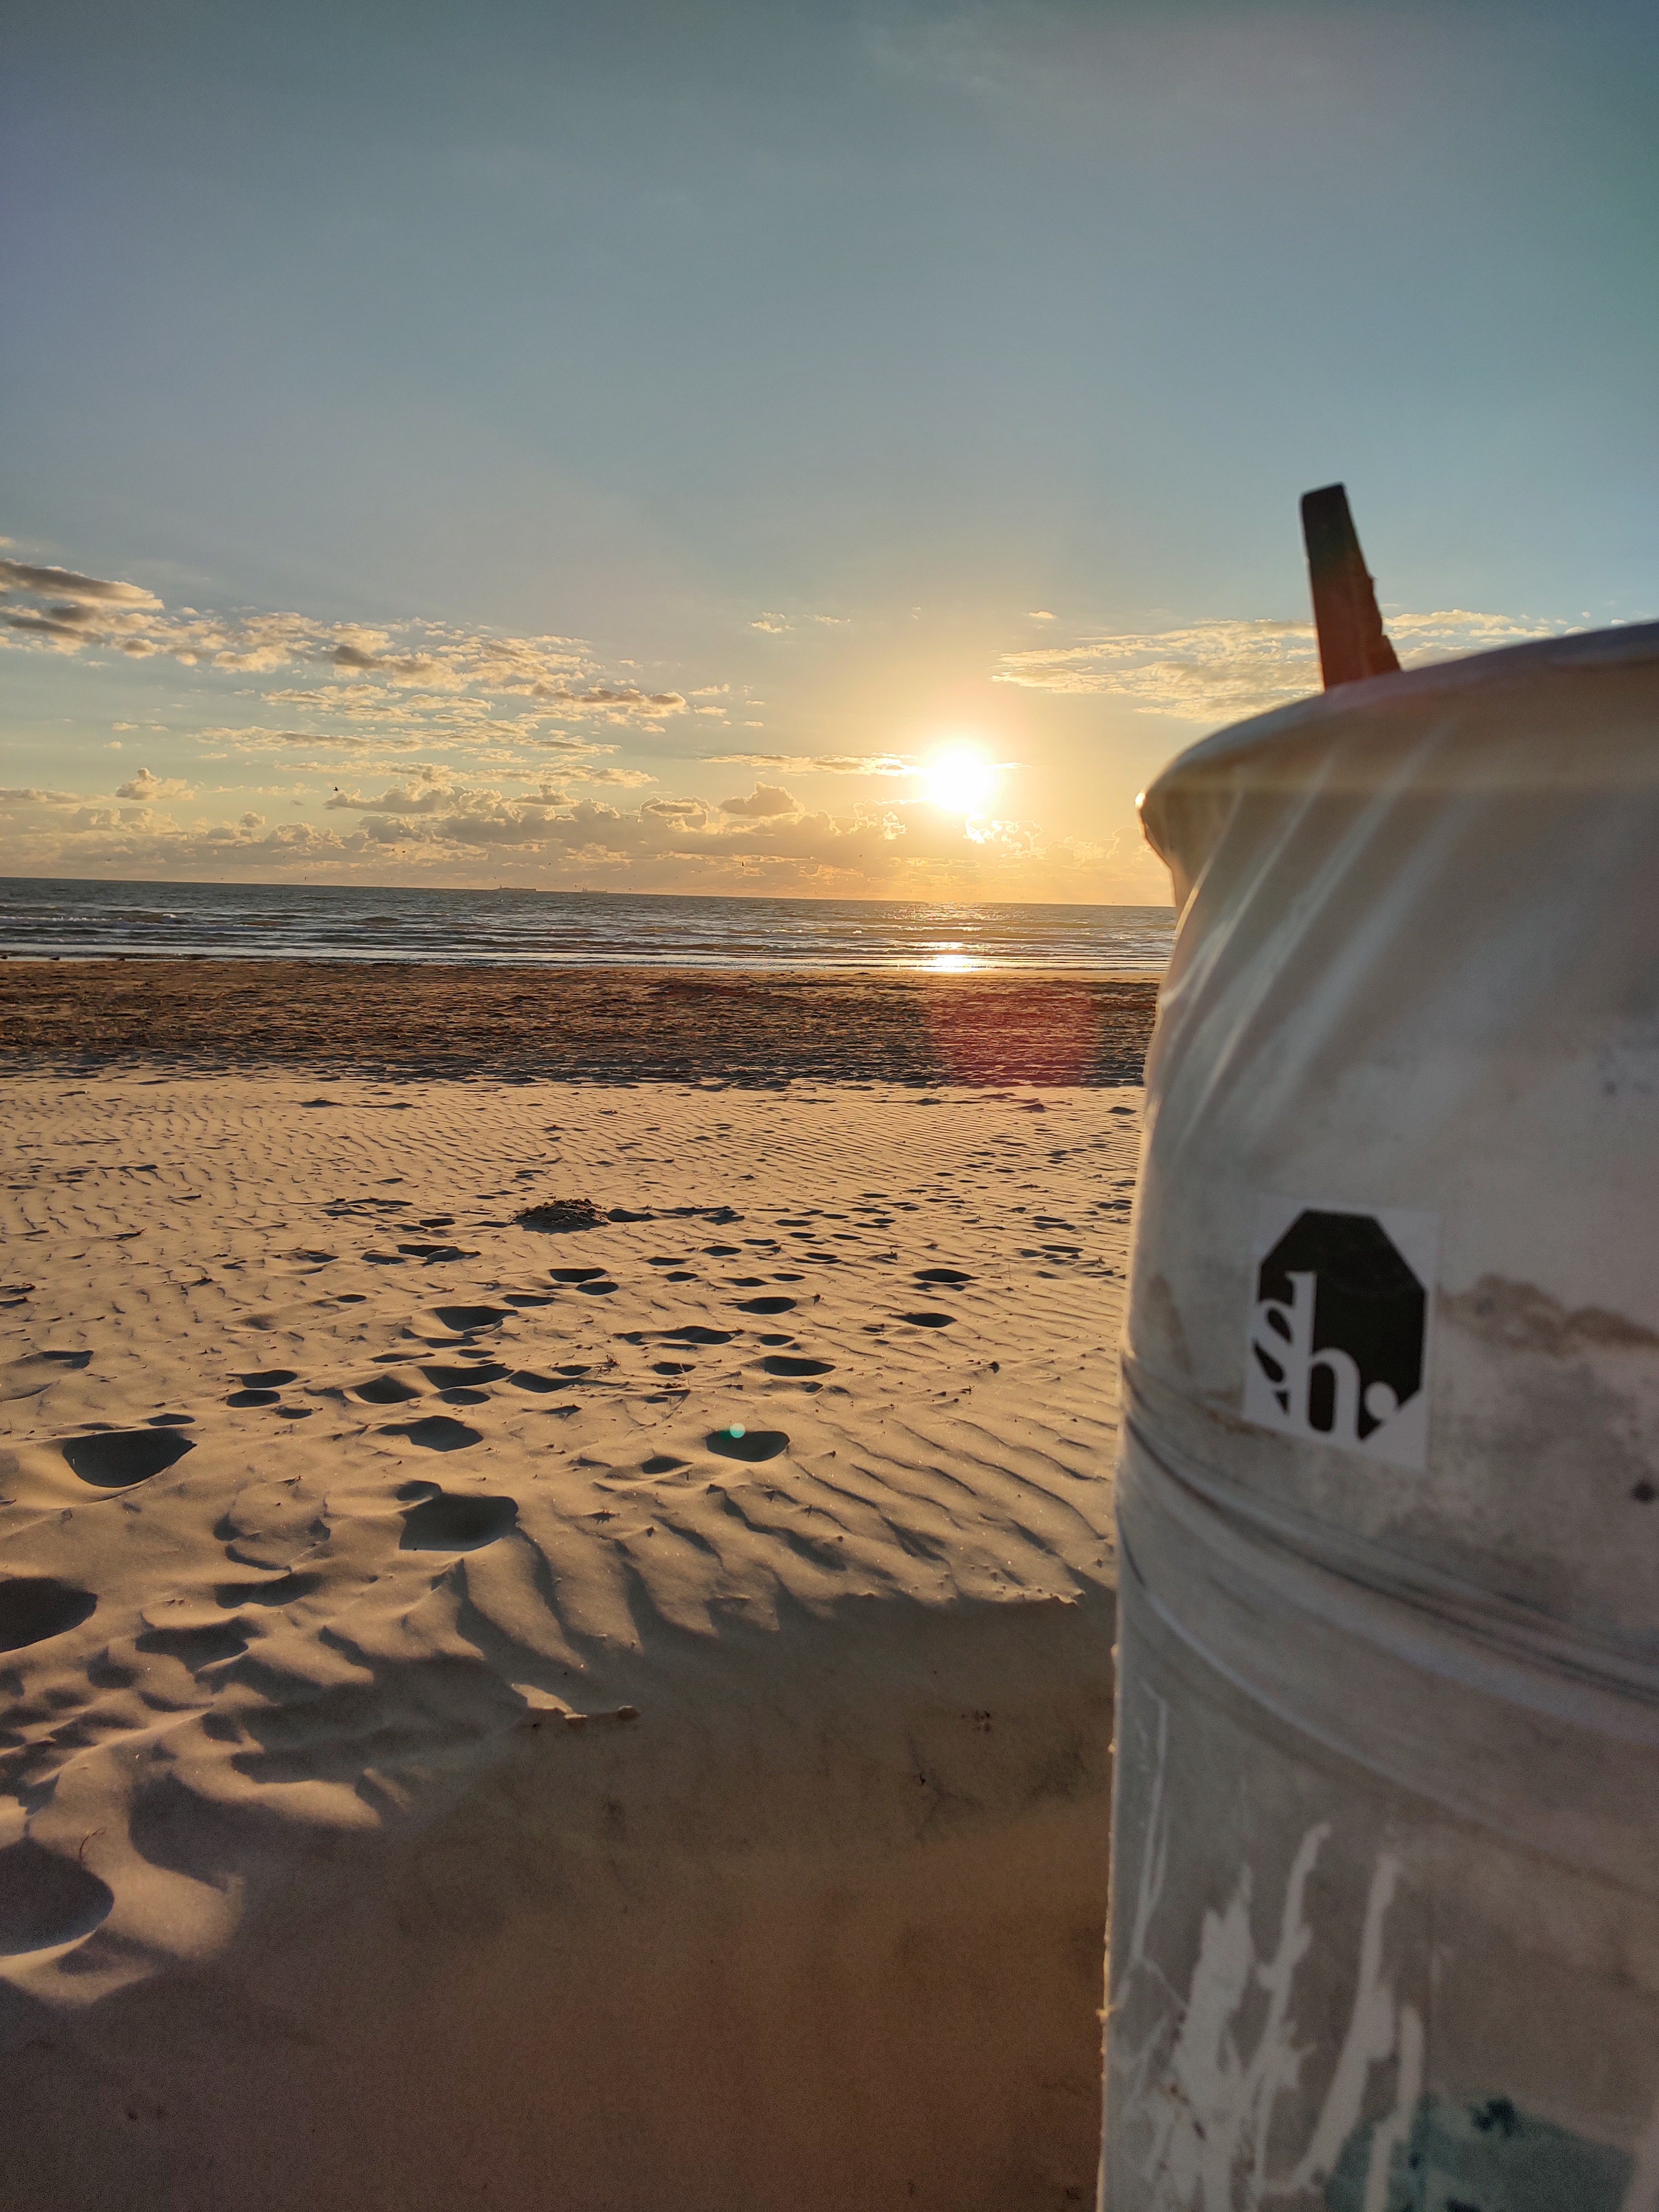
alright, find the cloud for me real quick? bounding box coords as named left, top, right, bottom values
left=1027, top=609, right=1056, bottom=621
left=115, top=766, right=194, bottom=802
left=326, top=777, right=462, bottom=816
left=197, top=725, right=398, bottom=752
left=705, top=751, right=913, bottom=775
left=995, top=610, right=1563, bottom=723
left=527, top=682, right=686, bottom=715
left=0, top=559, right=159, bottom=606
left=750, top=613, right=789, bottom=633
left=719, top=782, right=799, bottom=818
left=1387, top=610, right=1566, bottom=659
left=194, top=709, right=617, bottom=757
left=0, top=777, right=1155, bottom=901
left=0, top=549, right=690, bottom=732
left=813, top=614, right=851, bottom=626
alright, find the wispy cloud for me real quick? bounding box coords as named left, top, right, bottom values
left=0, top=558, right=159, bottom=607
left=0, top=551, right=688, bottom=731
left=995, top=610, right=1563, bottom=723
left=704, top=750, right=914, bottom=775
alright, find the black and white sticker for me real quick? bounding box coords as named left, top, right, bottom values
left=1244, top=1196, right=1437, bottom=1469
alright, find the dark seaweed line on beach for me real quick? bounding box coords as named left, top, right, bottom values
left=0, top=962, right=1158, bottom=1088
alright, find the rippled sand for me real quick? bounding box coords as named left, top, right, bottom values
left=1, top=1071, right=1136, bottom=2211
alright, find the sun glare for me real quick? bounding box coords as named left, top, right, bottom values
left=922, top=745, right=1000, bottom=816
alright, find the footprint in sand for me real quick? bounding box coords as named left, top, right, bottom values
left=735, top=1295, right=796, bottom=1316
left=2, top=1349, right=92, bottom=1403
left=227, top=1366, right=300, bottom=1408
left=0, top=1575, right=97, bottom=1652
left=381, top=1415, right=482, bottom=1452
left=706, top=1426, right=790, bottom=1463
left=134, top=1619, right=249, bottom=1669
left=551, top=1266, right=609, bottom=1284
left=507, top=1370, right=566, bottom=1395
left=914, top=1267, right=973, bottom=1287
left=431, top=1305, right=512, bottom=1333
left=213, top=1571, right=323, bottom=1608
left=896, top=1311, right=956, bottom=1328
left=59, top=1429, right=194, bottom=1489
left=421, top=1363, right=509, bottom=1394
left=352, top=1374, right=424, bottom=1406
left=218, top=1481, right=330, bottom=1570
left=760, top=1355, right=834, bottom=1378
left=664, top=1325, right=735, bottom=1346
left=0, top=1839, right=114, bottom=1957
left=396, top=1484, right=519, bottom=1551
left=641, top=1453, right=688, bottom=1474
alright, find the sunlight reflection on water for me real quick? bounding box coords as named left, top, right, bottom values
left=0, top=880, right=1175, bottom=971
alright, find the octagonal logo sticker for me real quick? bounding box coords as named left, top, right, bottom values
left=1245, top=1197, right=1438, bottom=1468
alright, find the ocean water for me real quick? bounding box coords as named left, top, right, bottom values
left=0, top=878, right=1174, bottom=972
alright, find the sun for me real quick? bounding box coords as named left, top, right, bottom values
left=921, top=744, right=1000, bottom=816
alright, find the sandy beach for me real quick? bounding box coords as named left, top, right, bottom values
left=0, top=959, right=1158, bottom=1087
left=2, top=1042, right=1138, bottom=2209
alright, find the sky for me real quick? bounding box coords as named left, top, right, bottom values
left=3, top=0, right=1655, bottom=904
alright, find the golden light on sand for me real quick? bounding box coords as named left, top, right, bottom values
left=920, top=743, right=1000, bottom=815
left=0, top=1055, right=1143, bottom=2206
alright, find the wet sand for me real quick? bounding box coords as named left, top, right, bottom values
left=0, top=958, right=1158, bottom=1086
